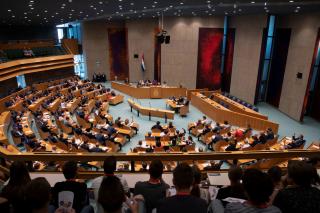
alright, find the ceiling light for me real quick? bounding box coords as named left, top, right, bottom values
left=290, top=1, right=294, bottom=3
left=180, top=2, right=184, bottom=5
left=8, top=9, right=12, bottom=12
left=251, top=1, right=255, bottom=3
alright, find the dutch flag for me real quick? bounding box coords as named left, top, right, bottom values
left=141, top=53, right=146, bottom=72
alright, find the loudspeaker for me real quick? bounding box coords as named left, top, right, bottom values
left=165, top=35, right=170, bottom=44
left=297, top=72, right=303, bottom=79
left=157, top=34, right=164, bottom=44
left=134, top=54, right=139, bottom=59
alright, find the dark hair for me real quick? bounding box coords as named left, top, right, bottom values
left=288, top=160, right=314, bottom=187
left=156, top=121, right=160, bottom=125
left=98, top=176, right=125, bottom=213
left=173, top=163, right=194, bottom=190
left=25, top=177, right=51, bottom=211
left=228, top=167, right=243, bottom=184
left=8, top=161, right=31, bottom=186
left=190, top=166, right=201, bottom=198
left=103, top=156, right=117, bottom=174
left=242, top=169, right=274, bottom=205
left=62, top=161, right=78, bottom=180
left=267, top=166, right=282, bottom=184
left=149, top=160, right=164, bottom=179
left=1, top=161, right=31, bottom=212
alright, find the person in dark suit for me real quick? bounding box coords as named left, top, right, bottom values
left=286, top=134, right=306, bottom=149
left=266, top=128, right=275, bottom=140
left=151, top=121, right=163, bottom=132
left=225, top=140, right=239, bottom=151
left=208, top=131, right=223, bottom=150
left=250, top=135, right=260, bottom=147
left=89, top=144, right=104, bottom=152
left=259, top=132, right=267, bottom=144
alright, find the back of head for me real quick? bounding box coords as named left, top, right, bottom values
left=98, top=176, right=125, bottom=213
left=103, top=156, right=117, bottom=174
left=25, top=177, right=51, bottom=211
left=228, top=166, right=243, bottom=184
left=149, top=160, right=164, bottom=179
left=242, top=169, right=274, bottom=206
left=173, top=163, right=194, bottom=191
left=288, top=160, right=314, bottom=187
left=62, top=161, right=78, bottom=180
left=267, top=166, right=282, bottom=184
left=8, top=161, right=31, bottom=186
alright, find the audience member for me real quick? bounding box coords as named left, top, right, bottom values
left=134, top=160, right=169, bottom=213
left=216, top=166, right=247, bottom=206
left=273, top=161, right=320, bottom=213
left=52, top=161, right=92, bottom=213
left=0, top=161, right=31, bottom=213
left=191, top=165, right=210, bottom=204
left=156, top=163, right=207, bottom=213
left=223, top=169, right=281, bottom=213
left=98, top=176, right=139, bottom=213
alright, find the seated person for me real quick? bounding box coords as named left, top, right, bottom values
left=198, top=124, right=211, bottom=140
left=223, top=132, right=233, bottom=142
left=273, top=161, right=320, bottom=213
left=250, top=135, right=260, bottom=147
left=156, top=163, right=207, bottom=213
left=201, top=116, right=211, bottom=125
left=258, top=131, right=267, bottom=144
left=225, top=140, right=239, bottom=151
left=221, top=121, right=231, bottom=129
left=52, top=161, right=91, bottom=213
left=212, top=122, right=221, bottom=132
left=151, top=121, right=163, bottom=132
left=285, top=134, right=306, bottom=149
left=266, top=127, right=275, bottom=140
left=220, top=169, right=280, bottom=213
left=216, top=167, right=247, bottom=206
left=134, top=160, right=169, bottom=213
left=185, top=136, right=194, bottom=146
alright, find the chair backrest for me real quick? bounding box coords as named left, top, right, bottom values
left=179, top=105, right=189, bottom=116
left=253, top=143, right=266, bottom=151
left=214, top=140, right=229, bottom=151
left=170, top=146, right=180, bottom=152
left=145, top=136, right=156, bottom=142
left=185, top=144, right=196, bottom=151
left=152, top=128, right=162, bottom=133
left=154, top=147, right=165, bottom=152
left=160, top=136, right=170, bottom=142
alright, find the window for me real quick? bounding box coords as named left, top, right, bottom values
left=16, top=75, right=26, bottom=88
left=258, top=15, right=276, bottom=101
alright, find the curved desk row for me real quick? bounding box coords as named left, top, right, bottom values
left=111, top=81, right=187, bottom=99
left=191, top=92, right=279, bottom=134
left=128, top=99, right=174, bottom=121
left=0, top=111, right=11, bottom=144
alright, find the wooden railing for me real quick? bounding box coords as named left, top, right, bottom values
left=62, top=39, right=79, bottom=55
left=0, top=149, right=319, bottom=162
left=0, top=54, right=74, bottom=82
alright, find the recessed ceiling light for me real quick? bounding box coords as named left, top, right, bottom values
left=8, top=9, right=12, bottom=12
left=180, top=2, right=184, bottom=5
left=44, top=10, right=47, bottom=12
left=290, top=0, right=294, bottom=3
left=297, top=6, right=300, bottom=9
left=12, top=15, right=15, bottom=18
left=251, top=1, right=255, bottom=3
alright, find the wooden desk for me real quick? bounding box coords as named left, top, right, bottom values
left=128, top=99, right=174, bottom=120
left=109, top=95, right=124, bottom=105
left=65, top=98, right=81, bottom=112
left=21, top=112, right=34, bottom=137
left=191, top=92, right=279, bottom=134
left=212, top=93, right=268, bottom=120
left=28, top=96, right=50, bottom=112
left=8, top=100, right=24, bottom=112
left=0, top=111, right=11, bottom=144
left=166, top=100, right=184, bottom=112
left=48, top=98, right=61, bottom=113
left=111, top=81, right=187, bottom=99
